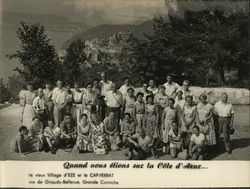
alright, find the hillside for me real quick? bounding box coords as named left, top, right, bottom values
left=62, top=20, right=154, bottom=49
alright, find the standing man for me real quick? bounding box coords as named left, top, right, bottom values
left=147, top=79, right=158, bottom=95
left=164, top=75, right=180, bottom=99
left=105, top=83, right=123, bottom=130
left=119, top=77, right=132, bottom=99
left=99, top=72, right=113, bottom=121
left=33, top=88, right=47, bottom=127
left=180, top=80, right=193, bottom=101
left=214, top=93, right=234, bottom=154
left=52, top=80, right=67, bottom=127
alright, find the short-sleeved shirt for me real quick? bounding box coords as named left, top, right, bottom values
left=190, top=133, right=205, bottom=145
left=147, top=86, right=158, bottom=95
left=60, top=120, right=76, bottom=134
left=168, top=128, right=182, bottom=143
left=72, top=89, right=84, bottom=103
left=154, top=93, right=169, bottom=108
left=33, top=96, right=46, bottom=111
left=214, top=101, right=234, bottom=118
left=52, top=87, right=66, bottom=105
left=44, top=126, right=60, bottom=136
left=105, top=91, right=123, bottom=108
left=119, top=84, right=132, bottom=98
left=43, top=89, right=52, bottom=101
left=100, top=80, right=112, bottom=96
left=120, top=120, right=135, bottom=133
left=131, top=134, right=153, bottom=152
left=164, top=82, right=180, bottom=97
left=103, top=116, right=117, bottom=132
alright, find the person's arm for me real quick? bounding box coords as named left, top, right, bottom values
left=132, top=105, right=137, bottom=125
left=103, top=119, right=112, bottom=135
left=205, top=109, right=213, bottom=123
left=229, top=113, right=234, bottom=128
left=189, top=140, right=194, bottom=156
left=186, top=107, right=197, bottom=126
left=196, top=107, right=202, bottom=124
left=127, top=135, right=139, bottom=147
left=17, top=135, right=24, bottom=155
left=161, top=109, right=166, bottom=129
left=21, top=96, right=26, bottom=123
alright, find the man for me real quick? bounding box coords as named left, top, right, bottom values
left=141, top=83, right=153, bottom=102
left=164, top=75, right=180, bottom=98
left=33, top=88, right=47, bottom=126
left=125, top=129, right=157, bottom=160
left=60, top=113, right=77, bottom=148
left=52, top=80, right=67, bottom=127
left=214, top=93, right=234, bottom=154
left=189, top=126, right=205, bottom=160
left=99, top=72, right=113, bottom=121
left=147, top=79, right=158, bottom=95
left=180, top=80, right=194, bottom=101
left=105, top=83, right=123, bottom=130
left=119, top=77, right=133, bottom=98
left=43, top=83, right=53, bottom=120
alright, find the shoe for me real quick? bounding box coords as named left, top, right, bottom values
left=51, top=148, right=56, bottom=154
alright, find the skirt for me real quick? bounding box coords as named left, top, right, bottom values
left=23, top=104, right=35, bottom=129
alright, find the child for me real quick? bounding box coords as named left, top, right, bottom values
left=30, top=116, right=44, bottom=151
left=168, top=122, right=183, bottom=158
left=103, top=111, right=121, bottom=151
left=44, top=120, right=60, bottom=154
left=76, top=114, right=93, bottom=153
left=10, top=126, right=34, bottom=156
left=120, top=113, right=135, bottom=146
left=189, top=126, right=205, bottom=160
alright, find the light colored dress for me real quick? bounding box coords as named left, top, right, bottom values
left=124, top=95, right=136, bottom=116
left=72, top=89, right=84, bottom=125
left=182, top=105, right=196, bottom=133
left=23, top=91, right=36, bottom=129
left=133, top=101, right=145, bottom=133
left=196, top=102, right=216, bottom=146
left=174, top=98, right=185, bottom=128
left=162, top=107, right=177, bottom=143
left=76, top=121, right=93, bottom=151
left=145, top=104, right=158, bottom=138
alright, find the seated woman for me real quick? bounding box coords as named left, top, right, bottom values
left=76, top=113, right=93, bottom=153
left=189, top=126, right=205, bottom=160
left=29, top=116, right=44, bottom=151
left=10, top=126, right=38, bottom=156
left=168, top=122, right=183, bottom=158
left=90, top=112, right=107, bottom=154
left=120, top=113, right=135, bottom=147
left=44, top=120, right=60, bottom=154
left=103, top=111, right=121, bottom=151
left=60, top=113, right=77, bottom=149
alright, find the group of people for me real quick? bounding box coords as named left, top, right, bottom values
left=12, top=73, right=235, bottom=160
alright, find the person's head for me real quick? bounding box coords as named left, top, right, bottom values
left=221, top=93, right=228, bottom=103
left=93, top=79, right=99, bottom=87
left=172, top=121, right=178, bottom=131
left=64, top=113, right=72, bottom=123
left=146, top=95, right=154, bottom=104
left=27, top=83, right=33, bottom=91
left=193, top=126, right=200, bottom=136
left=127, top=87, right=134, bottom=96
left=169, top=98, right=175, bottom=107
left=176, top=90, right=183, bottom=99
left=149, top=79, right=155, bottom=88
left=91, top=113, right=100, bottom=125
left=57, top=80, right=63, bottom=89
left=74, top=82, right=79, bottom=90
left=32, top=116, right=40, bottom=124
left=65, top=83, right=71, bottom=91
left=166, top=75, right=173, bottom=83
left=139, top=129, right=146, bottom=138
left=158, top=85, right=165, bottom=93
left=185, top=95, right=193, bottom=105
left=19, top=125, right=28, bottom=135
left=86, top=82, right=93, bottom=92
left=109, top=111, right=116, bottom=119
left=47, top=120, right=54, bottom=128
left=37, top=88, right=43, bottom=98
left=183, top=80, right=190, bottom=91
left=124, top=77, right=130, bottom=86
left=101, top=72, right=107, bottom=81
left=111, top=83, right=117, bottom=92
left=142, top=83, right=148, bottom=91
left=124, top=113, right=131, bottom=121
left=199, top=94, right=207, bottom=104
left=80, top=113, right=88, bottom=122
left=45, top=83, right=51, bottom=90
left=136, top=92, right=144, bottom=102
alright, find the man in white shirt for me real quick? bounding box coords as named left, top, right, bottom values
left=105, top=83, right=123, bottom=130
left=147, top=79, right=158, bottom=95
left=52, top=80, right=67, bottom=127
left=119, top=77, right=133, bottom=98
left=189, top=126, right=205, bottom=160
left=164, top=75, right=180, bottom=98
left=214, top=93, right=234, bottom=154
left=180, top=80, right=194, bottom=101
left=33, top=88, right=47, bottom=126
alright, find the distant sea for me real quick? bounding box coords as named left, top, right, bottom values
left=1, top=26, right=73, bottom=82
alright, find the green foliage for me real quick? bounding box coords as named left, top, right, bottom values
left=6, top=22, right=59, bottom=87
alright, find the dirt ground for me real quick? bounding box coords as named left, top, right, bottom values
left=0, top=104, right=249, bottom=161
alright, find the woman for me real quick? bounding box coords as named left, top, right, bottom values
left=44, top=120, right=60, bottom=154
left=83, top=82, right=98, bottom=118
left=161, top=98, right=178, bottom=153
left=174, top=90, right=186, bottom=128
left=43, top=83, right=53, bottom=120
left=196, top=94, right=216, bottom=148
left=76, top=114, right=93, bottom=153
left=90, top=112, right=107, bottom=154
left=64, top=83, right=73, bottom=114
left=123, top=88, right=136, bottom=116
left=132, top=92, right=145, bottom=133
left=19, top=86, right=27, bottom=107
left=29, top=116, right=44, bottom=151
left=120, top=113, right=135, bottom=145
left=22, top=83, right=36, bottom=129
left=72, top=82, right=84, bottom=126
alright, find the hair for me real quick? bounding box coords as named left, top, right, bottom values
left=74, top=81, right=79, bottom=86
left=185, top=95, right=193, bottom=101
left=167, top=74, right=173, bottom=78
left=183, top=80, right=190, bottom=85
left=146, top=94, right=154, bottom=102
left=123, top=77, right=130, bottom=81
left=124, top=112, right=131, bottom=117
left=109, top=111, right=115, bottom=115
left=176, top=90, right=183, bottom=95
left=65, top=83, right=71, bottom=87
left=19, top=125, right=27, bottom=132
left=127, top=87, right=134, bottom=93
left=193, top=126, right=200, bottom=131
left=169, top=98, right=175, bottom=104
left=199, top=93, right=207, bottom=100
left=32, top=116, right=40, bottom=121
left=171, top=121, right=177, bottom=126
left=221, top=92, right=228, bottom=97
left=158, top=85, right=165, bottom=90
left=81, top=113, right=88, bottom=118
left=64, top=113, right=72, bottom=118
left=136, top=92, right=144, bottom=98
left=86, top=81, right=93, bottom=87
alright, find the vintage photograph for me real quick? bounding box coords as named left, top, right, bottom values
left=0, top=0, right=249, bottom=161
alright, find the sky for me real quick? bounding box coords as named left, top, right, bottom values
left=1, top=0, right=169, bottom=25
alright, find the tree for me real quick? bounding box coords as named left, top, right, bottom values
left=62, top=39, right=86, bottom=84
left=7, top=22, right=59, bottom=87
